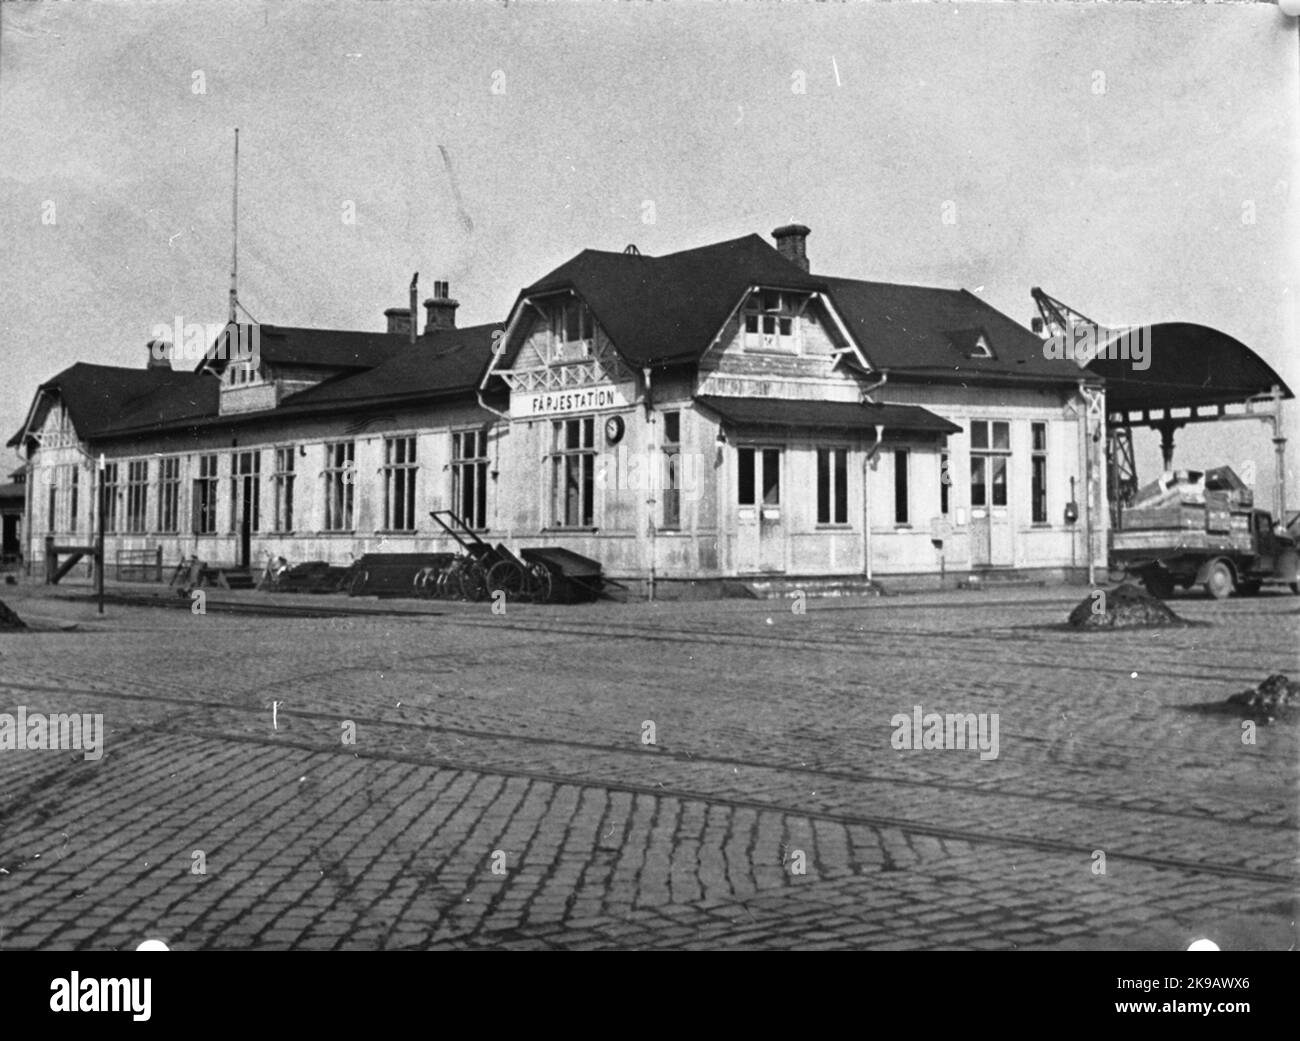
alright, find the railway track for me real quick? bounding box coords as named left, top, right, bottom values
left=0, top=676, right=1293, bottom=887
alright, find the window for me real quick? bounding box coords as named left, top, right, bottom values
left=940, top=451, right=950, bottom=516
left=743, top=290, right=799, bottom=352
left=231, top=451, right=260, bottom=533
left=893, top=449, right=910, bottom=525
left=158, top=458, right=180, bottom=533
left=192, top=455, right=218, bottom=534
left=46, top=480, right=57, bottom=534
left=452, top=429, right=490, bottom=530
left=68, top=466, right=79, bottom=534
left=125, top=460, right=149, bottom=533
left=272, top=448, right=295, bottom=532
left=1031, top=422, right=1048, bottom=524
left=738, top=447, right=780, bottom=506
left=970, top=420, right=1010, bottom=508
left=102, top=462, right=120, bottom=534
left=817, top=447, right=848, bottom=525
left=662, top=411, right=681, bottom=529
left=552, top=417, right=595, bottom=527
left=383, top=436, right=418, bottom=531
left=550, top=298, right=594, bottom=360
left=324, top=442, right=355, bottom=531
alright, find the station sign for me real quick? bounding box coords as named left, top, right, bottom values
left=514, top=382, right=636, bottom=418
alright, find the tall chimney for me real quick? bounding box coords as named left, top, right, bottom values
left=423, top=280, right=459, bottom=333
left=772, top=223, right=811, bottom=272
left=384, top=307, right=414, bottom=337
left=146, top=339, right=172, bottom=370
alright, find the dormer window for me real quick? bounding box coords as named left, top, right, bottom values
left=225, top=361, right=261, bottom=387
left=743, top=290, right=800, bottom=352
left=550, top=298, right=594, bottom=361
left=947, top=328, right=994, bottom=359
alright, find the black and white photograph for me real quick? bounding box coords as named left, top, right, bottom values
left=0, top=0, right=1297, bottom=982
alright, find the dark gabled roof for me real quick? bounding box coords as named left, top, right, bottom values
left=7, top=363, right=214, bottom=447
left=506, top=233, right=1082, bottom=384
left=201, top=323, right=409, bottom=373
left=695, top=396, right=961, bottom=434
left=512, top=234, right=826, bottom=366
left=820, top=277, right=1084, bottom=381
left=9, top=324, right=502, bottom=447
left=278, top=323, right=503, bottom=409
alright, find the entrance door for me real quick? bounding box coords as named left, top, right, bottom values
left=232, top=452, right=260, bottom=569
left=970, top=421, right=1014, bottom=567
left=736, top=446, right=784, bottom=573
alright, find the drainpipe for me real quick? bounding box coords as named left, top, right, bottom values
left=1078, top=381, right=1095, bottom=586
left=859, top=370, right=888, bottom=403
left=643, top=367, right=655, bottom=602
left=864, top=423, right=885, bottom=581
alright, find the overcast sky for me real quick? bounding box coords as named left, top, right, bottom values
left=2, top=1, right=1297, bottom=508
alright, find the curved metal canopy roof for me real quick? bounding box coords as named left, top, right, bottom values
left=1087, top=322, right=1292, bottom=415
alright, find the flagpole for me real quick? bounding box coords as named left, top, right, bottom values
left=229, top=128, right=239, bottom=325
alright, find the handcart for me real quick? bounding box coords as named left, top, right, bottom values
left=428, top=510, right=552, bottom=603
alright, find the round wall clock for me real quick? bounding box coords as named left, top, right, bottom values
left=604, top=415, right=625, bottom=445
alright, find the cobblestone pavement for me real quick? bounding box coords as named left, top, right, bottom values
left=0, top=581, right=1296, bottom=950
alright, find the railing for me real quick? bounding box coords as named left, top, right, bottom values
left=115, top=546, right=163, bottom=583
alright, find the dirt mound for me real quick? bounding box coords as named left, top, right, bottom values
left=1226, top=674, right=1300, bottom=724
left=1067, top=583, right=1185, bottom=629
left=0, top=599, right=28, bottom=631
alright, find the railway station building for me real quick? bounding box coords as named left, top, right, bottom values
left=10, top=224, right=1116, bottom=597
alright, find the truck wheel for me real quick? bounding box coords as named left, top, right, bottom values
left=1203, top=561, right=1234, bottom=600
left=1144, top=572, right=1174, bottom=599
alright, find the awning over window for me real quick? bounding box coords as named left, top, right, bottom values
left=694, top=395, right=960, bottom=434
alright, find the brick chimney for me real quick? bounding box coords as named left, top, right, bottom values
left=423, top=281, right=459, bottom=334
left=384, top=307, right=414, bottom=337
left=146, top=339, right=172, bottom=370
left=772, top=223, right=811, bottom=272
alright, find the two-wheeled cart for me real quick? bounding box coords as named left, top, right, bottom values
left=427, top=510, right=552, bottom=603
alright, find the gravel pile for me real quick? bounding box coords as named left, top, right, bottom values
left=1226, top=674, right=1299, bottom=725
left=0, top=599, right=28, bottom=631
left=1067, top=582, right=1185, bottom=629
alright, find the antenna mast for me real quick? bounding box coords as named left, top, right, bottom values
left=229, top=128, right=239, bottom=324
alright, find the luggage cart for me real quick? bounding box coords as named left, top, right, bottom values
left=519, top=546, right=629, bottom=603
left=428, top=511, right=552, bottom=602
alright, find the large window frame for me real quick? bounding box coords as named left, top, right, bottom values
left=125, top=460, right=149, bottom=534
left=158, top=457, right=180, bottom=533
left=970, top=420, right=1011, bottom=509
left=230, top=451, right=261, bottom=534
left=272, top=447, right=296, bottom=533
left=452, top=429, right=490, bottom=530
left=552, top=417, right=596, bottom=528
left=816, top=446, right=849, bottom=526
left=192, top=455, right=218, bottom=535
left=893, top=449, right=910, bottom=526
left=383, top=436, right=418, bottom=532
left=1031, top=422, right=1048, bottom=524
left=742, top=290, right=801, bottom=354
left=102, top=462, right=121, bottom=535
left=661, top=411, right=682, bottom=529
left=323, top=441, right=355, bottom=532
